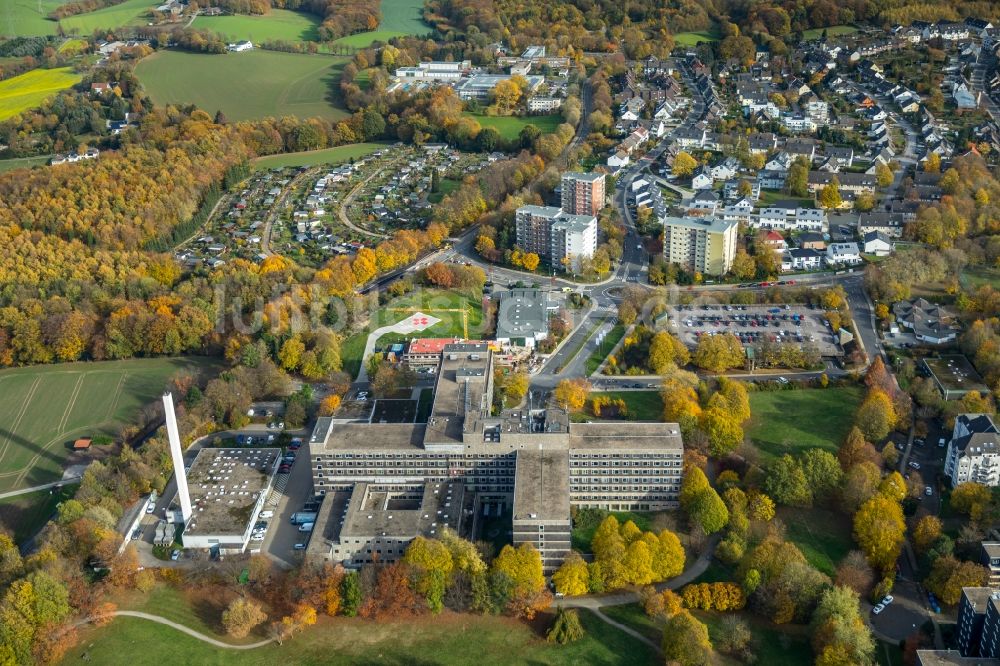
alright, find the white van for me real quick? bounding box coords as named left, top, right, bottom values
left=298, top=522, right=314, bottom=532
left=259, top=510, right=274, bottom=519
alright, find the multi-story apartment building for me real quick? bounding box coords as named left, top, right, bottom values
left=661, top=215, right=738, bottom=276
left=561, top=172, right=606, bottom=216
left=958, top=587, right=1000, bottom=658
left=945, top=414, right=1000, bottom=488
left=308, top=343, right=684, bottom=571
left=515, top=205, right=597, bottom=271
left=982, top=542, right=1000, bottom=589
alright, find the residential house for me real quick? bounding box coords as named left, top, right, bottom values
left=863, top=231, right=893, bottom=256
left=782, top=248, right=823, bottom=271
left=826, top=242, right=862, bottom=265
left=691, top=166, right=713, bottom=190
left=945, top=414, right=1000, bottom=488
left=807, top=171, right=876, bottom=195
left=894, top=298, right=959, bottom=345
left=798, top=232, right=826, bottom=250
left=710, top=157, right=740, bottom=181
left=689, top=189, right=719, bottom=213
left=765, top=152, right=793, bottom=172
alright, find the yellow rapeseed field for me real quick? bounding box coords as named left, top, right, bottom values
left=0, top=67, right=82, bottom=121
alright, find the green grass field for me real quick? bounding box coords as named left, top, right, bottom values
left=136, top=50, right=349, bottom=122
left=802, top=25, right=858, bottom=40
left=254, top=142, right=383, bottom=169
left=747, top=386, right=862, bottom=461
left=571, top=509, right=654, bottom=552
left=2, top=0, right=63, bottom=37
left=962, top=266, right=1000, bottom=290
left=0, top=357, right=220, bottom=493
left=463, top=112, right=563, bottom=140
left=61, top=606, right=657, bottom=665
left=694, top=610, right=813, bottom=665
left=58, top=0, right=156, bottom=34
left=342, top=288, right=485, bottom=378
left=673, top=26, right=722, bottom=46
left=0, top=155, right=51, bottom=172
left=333, top=0, right=430, bottom=47
left=194, top=9, right=320, bottom=43
left=573, top=390, right=662, bottom=422
left=587, top=323, right=626, bottom=374
left=0, top=67, right=82, bottom=121
left=778, top=506, right=853, bottom=576
left=0, top=483, right=78, bottom=544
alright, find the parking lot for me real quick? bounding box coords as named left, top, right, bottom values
left=662, top=303, right=843, bottom=357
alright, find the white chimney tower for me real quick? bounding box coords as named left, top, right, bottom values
left=162, top=392, right=192, bottom=523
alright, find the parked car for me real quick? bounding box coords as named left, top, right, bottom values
left=908, top=461, right=921, bottom=470
left=259, top=510, right=274, bottom=519
left=293, top=543, right=307, bottom=550
left=881, top=595, right=894, bottom=606
left=925, top=486, right=933, bottom=496
left=131, top=527, right=143, bottom=540
left=872, top=604, right=885, bottom=615
left=170, top=549, right=181, bottom=561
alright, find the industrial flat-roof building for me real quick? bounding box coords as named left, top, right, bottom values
left=181, top=447, right=281, bottom=552
left=308, top=343, right=684, bottom=571
left=495, top=289, right=554, bottom=349
left=924, top=356, right=989, bottom=400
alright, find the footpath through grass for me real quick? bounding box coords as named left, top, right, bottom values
left=136, top=50, right=350, bottom=122
left=0, top=67, right=82, bottom=121
left=747, top=386, right=862, bottom=461
left=63, top=606, right=657, bottom=665
left=254, top=142, right=383, bottom=169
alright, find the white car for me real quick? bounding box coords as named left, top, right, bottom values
left=908, top=461, right=921, bottom=470
left=259, top=510, right=274, bottom=519
left=881, top=595, right=894, bottom=606
left=872, top=604, right=885, bottom=615
left=925, top=486, right=933, bottom=496
left=250, top=534, right=266, bottom=541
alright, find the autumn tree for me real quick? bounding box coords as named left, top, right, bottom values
left=692, top=333, right=744, bottom=372
left=835, top=550, right=875, bottom=596
left=403, top=536, right=454, bottom=613
left=951, top=482, right=992, bottom=521
left=552, top=552, right=589, bottom=596
left=855, top=389, right=897, bottom=442
left=554, top=378, right=590, bottom=411
left=662, top=610, right=713, bottom=666
left=491, top=543, right=549, bottom=619
left=673, top=151, right=699, bottom=177
left=547, top=606, right=585, bottom=644
left=838, top=427, right=880, bottom=470
left=926, top=555, right=990, bottom=605
left=360, top=562, right=424, bottom=620
left=818, top=178, right=842, bottom=210
left=222, top=598, right=268, bottom=638
left=913, top=516, right=943, bottom=554
left=641, top=586, right=684, bottom=621
left=853, top=495, right=905, bottom=572
left=811, top=586, right=876, bottom=665
left=875, top=162, right=894, bottom=188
